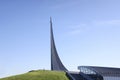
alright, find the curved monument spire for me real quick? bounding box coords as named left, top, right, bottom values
left=50, top=17, right=67, bottom=71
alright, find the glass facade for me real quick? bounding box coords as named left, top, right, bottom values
left=80, top=66, right=96, bottom=75
left=78, top=66, right=103, bottom=80
left=78, top=66, right=120, bottom=80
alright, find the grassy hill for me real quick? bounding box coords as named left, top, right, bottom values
left=0, top=70, right=69, bottom=80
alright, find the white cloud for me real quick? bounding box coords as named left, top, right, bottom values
left=67, top=19, right=120, bottom=36
left=92, top=20, right=120, bottom=26
left=69, top=29, right=81, bottom=35
left=67, top=23, right=88, bottom=35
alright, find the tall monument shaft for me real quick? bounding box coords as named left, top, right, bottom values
left=50, top=18, right=67, bottom=71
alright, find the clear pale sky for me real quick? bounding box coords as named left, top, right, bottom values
left=0, top=0, right=120, bottom=78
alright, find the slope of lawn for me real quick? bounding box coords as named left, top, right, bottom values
left=0, top=70, right=69, bottom=80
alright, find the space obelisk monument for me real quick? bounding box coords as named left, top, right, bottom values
left=50, top=18, right=67, bottom=71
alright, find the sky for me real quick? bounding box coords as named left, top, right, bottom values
left=0, top=0, right=120, bottom=78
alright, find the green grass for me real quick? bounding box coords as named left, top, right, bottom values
left=0, top=70, right=69, bottom=80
